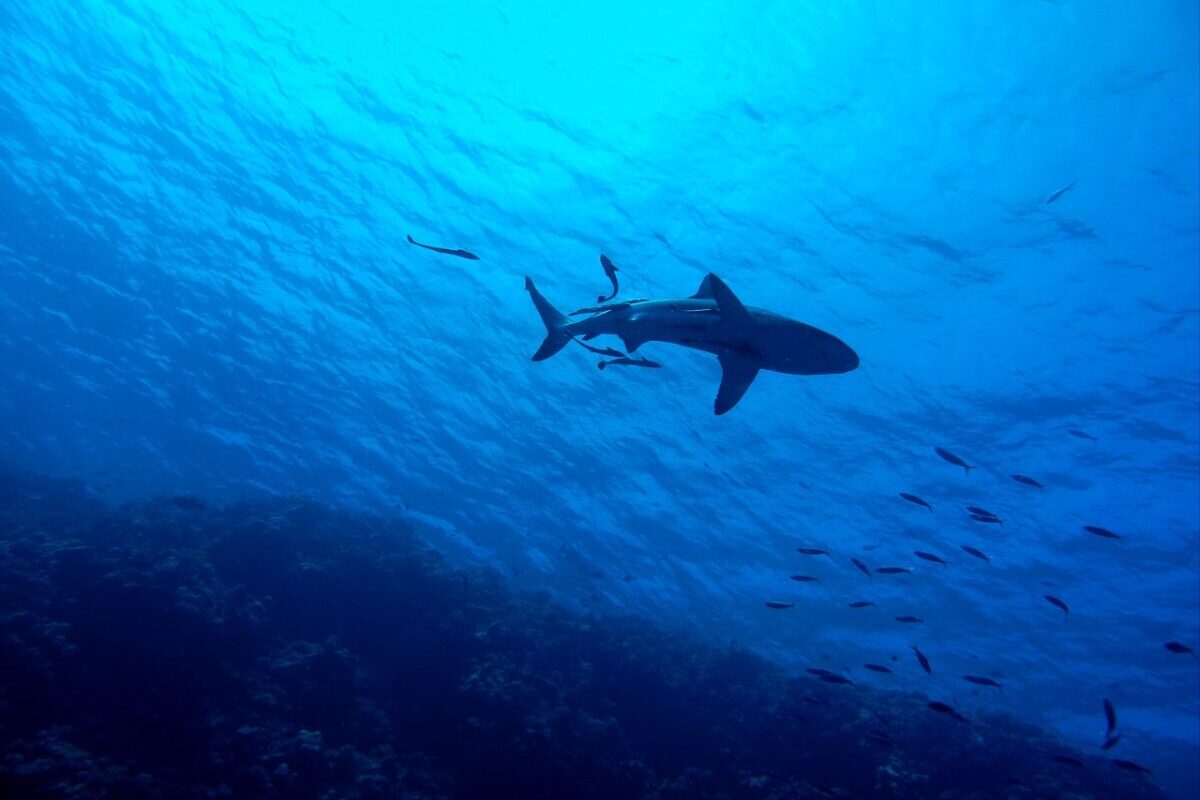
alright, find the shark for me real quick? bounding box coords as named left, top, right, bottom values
left=524, top=271, right=858, bottom=414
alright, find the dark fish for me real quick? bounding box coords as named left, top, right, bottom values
left=806, top=668, right=836, bottom=677
left=927, top=701, right=968, bottom=723
left=1102, top=734, right=1122, bottom=751
left=1110, top=759, right=1152, bottom=775
left=597, top=253, right=620, bottom=302
left=862, top=542, right=883, bottom=551
left=797, top=547, right=830, bottom=556
left=960, top=545, right=990, bottom=563
left=970, top=514, right=1002, bottom=524
left=865, top=730, right=893, bottom=745
left=1083, top=525, right=1121, bottom=540
left=790, top=574, right=820, bottom=583
left=848, top=600, right=874, bottom=608
left=894, top=615, right=923, bottom=624
left=913, top=550, right=948, bottom=567
left=963, top=675, right=1002, bottom=690
left=965, top=505, right=997, bottom=517
left=598, top=356, right=662, bottom=370
left=169, top=495, right=206, bottom=510
left=935, top=446, right=974, bottom=474
left=899, top=492, right=933, bottom=511
left=1164, top=641, right=1197, bottom=656
left=912, top=645, right=932, bottom=675
left=1053, top=755, right=1084, bottom=768
left=1068, top=429, right=1098, bottom=442
left=850, top=557, right=872, bottom=578
left=1011, top=474, right=1044, bottom=489
left=1044, top=594, right=1070, bottom=620
left=406, top=233, right=479, bottom=260
left=819, top=673, right=854, bottom=685
left=1103, top=698, right=1117, bottom=737
left=875, top=566, right=911, bottom=575
left=1045, top=182, right=1076, bottom=204
left=764, top=601, right=795, bottom=610
left=863, top=663, right=893, bottom=673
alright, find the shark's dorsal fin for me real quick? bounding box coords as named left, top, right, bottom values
left=715, top=354, right=759, bottom=415
left=691, top=274, right=717, bottom=299
left=706, top=274, right=753, bottom=326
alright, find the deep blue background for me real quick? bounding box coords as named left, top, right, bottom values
left=1, top=0, right=1197, bottom=794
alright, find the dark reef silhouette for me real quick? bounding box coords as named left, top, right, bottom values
left=0, top=470, right=1165, bottom=799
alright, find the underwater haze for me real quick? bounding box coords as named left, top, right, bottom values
left=1, top=0, right=1198, bottom=798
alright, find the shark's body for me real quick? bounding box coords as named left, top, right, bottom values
left=525, top=272, right=858, bottom=414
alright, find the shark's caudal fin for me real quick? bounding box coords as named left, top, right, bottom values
left=525, top=277, right=573, bottom=361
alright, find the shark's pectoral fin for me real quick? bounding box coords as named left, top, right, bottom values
left=715, top=355, right=759, bottom=415
left=620, top=333, right=647, bottom=353
left=706, top=274, right=753, bottom=327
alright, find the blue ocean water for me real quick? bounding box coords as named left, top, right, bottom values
left=1, top=0, right=1197, bottom=797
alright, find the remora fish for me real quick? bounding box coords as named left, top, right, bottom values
left=1044, top=594, right=1070, bottom=620
left=928, top=701, right=968, bottom=723
left=1046, top=182, right=1075, bottom=204
left=963, top=675, right=1002, bottom=691
left=1012, top=474, right=1044, bottom=489
left=935, top=447, right=974, bottom=474
left=406, top=233, right=479, bottom=260
left=525, top=272, right=859, bottom=414
left=899, top=492, right=933, bottom=511
left=960, top=545, right=990, bottom=563
left=597, top=253, right=620, bottom=302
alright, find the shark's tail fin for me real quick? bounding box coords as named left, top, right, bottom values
left=525, top=277, right=572, bottom=361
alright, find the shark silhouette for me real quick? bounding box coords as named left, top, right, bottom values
left=525, top=272, right=858, bottom=414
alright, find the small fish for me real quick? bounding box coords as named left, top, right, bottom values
left=1053, top=755, right=1084, bottom=768
left=806, top=668, right=836, bottom=677
left=863, top=663, right=893, bottom=673
left=927, top=701, right=968, bottom=723
left=960, top=545, right=990, bottom=563
left=965, top=505, right=997, bottom=517
left=899, top=492, right=933, bottom=511
left=963, top=675, right=1002, bottom=690
left=1011, top=474, right=1044, bottom=490
left=1044, top=594, right=1070, bottom=620
left=894, top=615, right=923, bottom=624
left=935, top=446, right=974, bottom=474
left=1083, top=525, right=1121, bottom=540
left=1102, top=734, right=1122, bottom=751
left=1103, top=698, right=1118, bottom=737
left=1068, top=429, right=1098, bottom=442
left=912, top=645, right=932, bottom=675
left=1045, top=182, right=1076, bottom=204
left=865, top=730, right=893, bottom=745
left=1110, top=759, right=1152, bottom=775
left=1165, top=641, right=1196, bottom=656
left=764, top=601, right=795, bottom=610
left=913, top=551, right=948, bottom=568
left=168, top=495, right=206, bottom=511
left=596, top=253, right=620, bottom=302
left=850, top=557, right=872, bottom=579
left=406, top=233, right=479, bottom=260
left=875, top=566, right=911, bottom=575
left=969, top=514, right=1002, bottom=525
left=598, top=356, right=662, bottom=370
left=790, top=574, right=821, bottom=583
left=848, top=600, right=874, bottom=609
left=819, top=673, right=854, bottom=685
left=796, top=547, right=829, bottom=556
